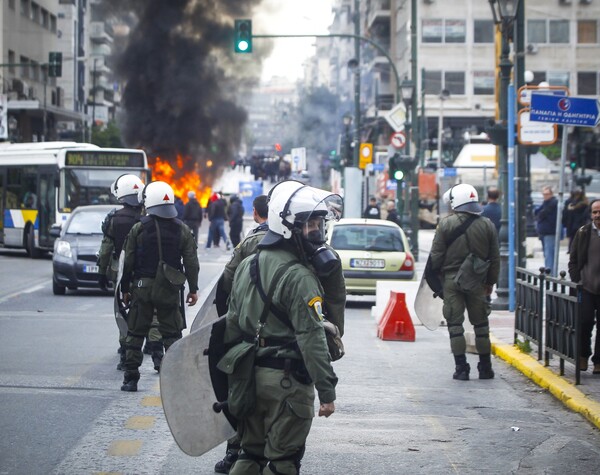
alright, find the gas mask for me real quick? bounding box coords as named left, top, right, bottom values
left=298, top=217, right=341, bottom=277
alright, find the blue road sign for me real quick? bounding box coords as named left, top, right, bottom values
left=372, top=163, right=385, bottom=171
left=530, top=94, right=600, bottom=127
left=442, top=167, right=457, bottom=177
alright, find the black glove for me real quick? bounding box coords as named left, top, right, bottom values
left=98, top=274, right=109, bottom=291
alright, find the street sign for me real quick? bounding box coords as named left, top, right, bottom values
left=290, top=147, right=306, bottom=172
left=518, top=109, right=557, bottom=145
left=386, top=179, right=397, bottom=190
left=441, top=167, right=457, bottom=177
left=383, top=102, right=407, bottom=132
left=372, top=163, right=385, bottom=172
left=517, top=85, right=568, bottom=107
left=390, top=131, right=406, bottom=149
left=530, top=94, right=600, bottom=127
left=359, top=143, right=373, bottom=170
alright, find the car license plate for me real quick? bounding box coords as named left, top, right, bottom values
left=350, top=258, right=385, bottom=269
left=83, top=265, right=99, bottom=273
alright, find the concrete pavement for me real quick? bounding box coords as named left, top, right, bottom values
left=416, top=229, right=600, bottom=430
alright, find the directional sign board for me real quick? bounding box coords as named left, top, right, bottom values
left=383, top=102, right=407, bottom=132
left=517, top=85, right=567, bottom=107
left=530, top=94, right=600, bottom=127
left=518, top=109, right=557, bottom=145
left=390, top=131, right=406, bottom=149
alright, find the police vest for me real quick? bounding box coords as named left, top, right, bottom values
left=136, top=216, right=183, bottom=278
left=112, top=206, right=142, bottom=257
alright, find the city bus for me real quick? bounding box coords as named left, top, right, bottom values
left=0, top=142, right=150, bottom=257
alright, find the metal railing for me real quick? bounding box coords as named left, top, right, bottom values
left=515, top=267, right=583, bottom=384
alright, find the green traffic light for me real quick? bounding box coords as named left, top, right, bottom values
left=393, top=170, right=404, bottom=181
left=234, top=19, right=252, bottom=53
left=570, top=161, right=577, bottom=170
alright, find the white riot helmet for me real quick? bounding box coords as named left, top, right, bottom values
left=113, top=174, right=144, bottom=206
left=443, top=183, right=483, bottom=215
left=139, top=181, right=177, bottom=218
left=262, top=183, right=343, bottom=246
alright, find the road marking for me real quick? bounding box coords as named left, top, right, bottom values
left=107, top=440, right=143, bottom=456
left=141, top=395, right=162, bottom=407
left=0, top=282, right=46, bottom=304
left=125, top=416, right=155, bottom=430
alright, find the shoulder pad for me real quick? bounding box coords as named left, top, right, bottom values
left=101, top=208, right=118, bottom=235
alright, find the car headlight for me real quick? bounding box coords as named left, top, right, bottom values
left=55, top=240, right=72, bottom=258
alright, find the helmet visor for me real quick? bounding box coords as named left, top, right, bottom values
left=293, top=191, right=343, bottom=243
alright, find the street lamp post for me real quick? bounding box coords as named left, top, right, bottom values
left=436, top=89, right=450, bottom=223
left=488, top=0, right=521, bottom=310
left=399, top=78, right=417, bottom=258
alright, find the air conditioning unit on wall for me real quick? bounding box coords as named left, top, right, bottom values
left=559, top=0, right=573, bottom=5
left=580, top=0, right=592, bottom=5
left=527, top=43, right=539, bottom=54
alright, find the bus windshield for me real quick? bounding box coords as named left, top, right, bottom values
left=61, top=168, right=150, bottom=211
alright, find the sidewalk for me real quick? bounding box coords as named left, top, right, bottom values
left=417, top=230, right=600, bottom=430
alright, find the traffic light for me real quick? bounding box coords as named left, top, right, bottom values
left=569, top=158, right=578, bottom=171
left=388, top=155, right=404, bottom=182
left=234, top=19, right=252, bottom=53
left=330, top=150, right=343, bottom=171
left=48, top=52, right=62, bottom=78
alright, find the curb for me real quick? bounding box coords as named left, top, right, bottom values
left=490, top=335, right=600, bottom=430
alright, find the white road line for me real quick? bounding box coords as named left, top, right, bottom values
left=0, top=282, right=47, bottom=304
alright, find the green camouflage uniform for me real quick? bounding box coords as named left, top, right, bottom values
left=97, top=213, right=162, bottom=348
left=121, top=219, right=199, bottom=374
left=225, top=242, right=337, bottom=475
left=429, top=213, right=500, bottom=356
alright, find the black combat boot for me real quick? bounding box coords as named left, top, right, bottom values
left=152, top=351, right=163, bottom=373
left=116, top=349, right=126, bottom=371
left=478, top=354, right=495, bottom=379
left=453, top=354, right=470, bottom=381
left=121, top=371, right=140, bottom=392
left=214, top=448, right=239, bottom=474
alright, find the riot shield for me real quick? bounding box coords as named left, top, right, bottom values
left=160, top=315, right=236, bottom=456
left=190, top=273, right=222, bottom=333
left=414, top=273, right=444, bottom=331
left=113, top=251, right=128, bottom=339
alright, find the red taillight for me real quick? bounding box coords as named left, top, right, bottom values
left=400, top=252, right=414, bottom=271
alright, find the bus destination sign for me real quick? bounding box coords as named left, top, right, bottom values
left=65, top=151, right=145, bottom=168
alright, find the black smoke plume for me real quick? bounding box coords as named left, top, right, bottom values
left=102, top=0, right=268, bottom=170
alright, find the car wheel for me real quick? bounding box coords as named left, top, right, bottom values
left=52, top=278, right=66, bottom=295
left=26, top=227, right=42, bottom=259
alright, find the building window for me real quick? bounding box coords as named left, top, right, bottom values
left=50, top=14, right=57, bottom=32
left=474, top=71, right=495, bottom=95
left=422, top=19, right=443, bottom=43
left=547, top=71, right=570, bottom=87
left=578, top=72, right=598, bottom=95
left=9, top=0, right=16, bottom=10
left=445, top=20, right=466, bottom=43
left=578, top=20, right=598, bottom=44
left=527, top=20, right=547, bottom=43
left=445, top=72, right=465, bottom=95
left=41, top=8, right=49, bottom=28
left=20, top=56, right=30, bottom=79
left=31, top=2, right=39, bottom=23
left=8, top=51, right=16, bottom=73
left=549, top=20, right=569, bottom=44
left=422, top=19, right=466, bottom=43
left=20, top=0, right=29, bottom=18
left=424, top=70, right=442, bottom=94
left=474, top=20, right=494, bottom=43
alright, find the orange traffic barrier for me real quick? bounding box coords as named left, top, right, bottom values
left=377, top=291, right=416, bottom=341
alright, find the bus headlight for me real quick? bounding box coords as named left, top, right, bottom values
left=55, top=240, right=72, bottom=258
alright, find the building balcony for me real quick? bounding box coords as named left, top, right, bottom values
left=89, top=22, right=114, bottom=44
left=367, top=0, right=391, bottom=30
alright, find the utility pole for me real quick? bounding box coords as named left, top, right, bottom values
left=353, top=0, right=361, bottom=169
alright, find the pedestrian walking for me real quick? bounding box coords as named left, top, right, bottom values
left=226, top=194, right=244, bottom=248
left=562, top=187, right=589, bottom=252
left=174, top=195, right=185, bottom=219
left=481, top=187, right=501, bottom=233
left=221, top=183, right=341, bottom=475
left=207, top=192, right=231, bottom=250
left=119, top=181, right=199, bottom=392
left=534, top=186, right=558, bottom=273
left=568, top=199, right=600, bottom=375
left=97, top=174, right=164, bottom=371
left=385, top=200, right=401, bottom=226
left=214, top=186, right=346, bottom=474
left=363, top=196, right=381, bottom=219
left=183, top=190, right=203, bottom=242
left=429, top=183, right=500, bottom=381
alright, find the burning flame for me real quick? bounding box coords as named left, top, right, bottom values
left=149, top=155, right=212, bottom=206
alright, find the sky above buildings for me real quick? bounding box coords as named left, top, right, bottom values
left=257, top=0, right=334, bottom=82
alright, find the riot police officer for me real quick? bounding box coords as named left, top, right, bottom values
left=215, top=186, right=346, bottom=474
left=223, top=183, right=342, bottom=475
left=97, top=174, right=164, bottom=371
left=120, top=181, right=199, bottom=392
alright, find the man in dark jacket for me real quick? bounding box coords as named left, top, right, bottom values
left=385, top=200, right=401, bottom=226
left=363, top=196, right=381, bottom=219
left=183, top=191, right=203, bottom=242
left=481, top=187, right=501, bottom=233
left=207, top=192, right=231, bottom=250
left=534, top=186, right=558, bottom=274
left=568, top=199, right=600, bottom=375
left=227, top=194, right=244, bottom=247
left=562, top=187, right=589, bottom=251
